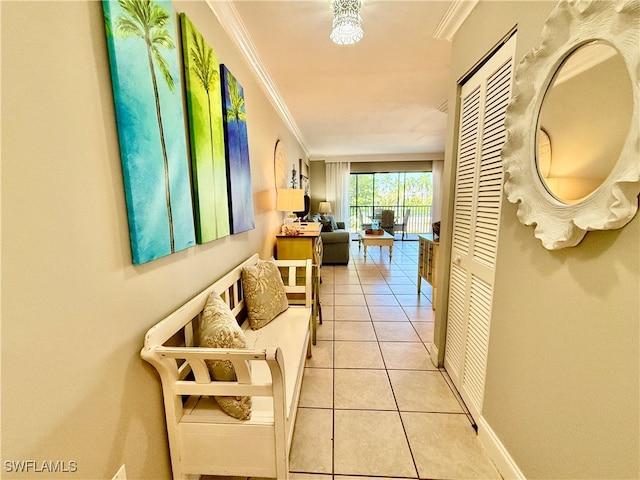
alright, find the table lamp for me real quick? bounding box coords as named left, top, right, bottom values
left=318, top=201, right=332, bottom=215
left=277, top=188, right=305, bottom=224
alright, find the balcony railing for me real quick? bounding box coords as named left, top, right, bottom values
left=348, top=205, right=433, bottom=236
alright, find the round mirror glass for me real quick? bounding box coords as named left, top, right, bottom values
left=537, top=42, right=633, bottom=204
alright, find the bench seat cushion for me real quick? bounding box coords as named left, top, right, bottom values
left=182, top=305, right=311, bottom=426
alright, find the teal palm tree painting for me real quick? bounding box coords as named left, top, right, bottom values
left=103, top=0, right=195, bottom=264
left=180, top=13, right=230, bottom=244
left=221, top=65, right=255, bottom=234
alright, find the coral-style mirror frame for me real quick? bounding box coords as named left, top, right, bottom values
left=501, top=0, right=640, bottom=250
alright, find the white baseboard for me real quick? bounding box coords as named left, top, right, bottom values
left=429, top=342, right=439, bottom=367
left=477, top=416, right=526, bottom=480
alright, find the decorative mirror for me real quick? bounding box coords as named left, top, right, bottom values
left=501, top=0, right=639, bottom=250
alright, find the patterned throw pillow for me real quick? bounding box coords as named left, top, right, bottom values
left=196, top=291, right=252, bottom=420
left=322, top=214, right=339, bottom=230
left=320, top=217, right=333, bottom=232
left=241, top=258, right=289, bottom=330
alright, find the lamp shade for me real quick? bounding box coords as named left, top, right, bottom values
left=318, top=201, right=332, bottom=214
left=277, top=189, right=305, bottom=213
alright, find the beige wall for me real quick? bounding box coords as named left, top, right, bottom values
left=309, top=160, right=327, bottom=215
left=1, top=1, right=306, bottom=478
left=436, top=1, right=639, bottom=478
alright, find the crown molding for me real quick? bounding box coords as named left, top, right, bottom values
left=432, top=0, right=479, bottom=41
left=314, top=153, right=445, bottom=163
left=205, top=0, right=310, bottom=157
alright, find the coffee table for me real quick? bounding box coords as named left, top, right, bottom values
left=358, top=230, right=394, bottom=261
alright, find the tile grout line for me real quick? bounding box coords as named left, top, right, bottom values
left=297, top=241, right=439, bottom=479
left=331, top=291, right=336, bottom=478
left=381, top=260, right=422, bottom=480
left=439, top=367, right=477, bottom=430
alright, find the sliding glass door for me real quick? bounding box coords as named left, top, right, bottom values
left=349, top=172, right=433, bottom=236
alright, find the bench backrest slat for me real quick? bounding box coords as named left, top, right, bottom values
left=143, top=254, right=260, bottom=349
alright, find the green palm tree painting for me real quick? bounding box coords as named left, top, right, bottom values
left=180, top=13, right=230, bottom=244
left=103, top=0, right=195, bottom=264
left=221, top=65, right=255, bottom=234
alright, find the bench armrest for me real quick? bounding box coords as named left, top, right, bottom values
left=143, top=345, right=286, bottom=398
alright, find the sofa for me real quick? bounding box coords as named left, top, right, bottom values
left=310, top=214, right=350, bottom=265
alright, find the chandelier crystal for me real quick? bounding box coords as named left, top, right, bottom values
left=330, top=0, right=363, bottom=45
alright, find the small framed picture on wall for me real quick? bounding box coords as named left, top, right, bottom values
left=300, top=175, right=309, bottom=195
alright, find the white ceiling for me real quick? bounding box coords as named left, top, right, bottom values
left=212, top=1, right=471, bottom=161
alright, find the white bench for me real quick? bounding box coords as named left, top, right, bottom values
left=141, top=254, right=313, bottom=480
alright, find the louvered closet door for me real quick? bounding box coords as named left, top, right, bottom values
left=444, top=35, right=516, bottom=422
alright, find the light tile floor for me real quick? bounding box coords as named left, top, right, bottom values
left=207, top=239, right=502, bottom=480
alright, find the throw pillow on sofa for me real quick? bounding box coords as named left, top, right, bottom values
left=320, top=217, right=333, bottom=232
left=241, top=258, right=289, bottom=330
left=196, top=291, right=252, bottom=420
left=311, top=213, right=339, bottom=232
left=323, top=214, right=339, bottom=230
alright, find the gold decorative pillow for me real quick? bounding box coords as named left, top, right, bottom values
left=196, top=291, right=252, bottom=420
left=241, top=258, right=289, bottom=330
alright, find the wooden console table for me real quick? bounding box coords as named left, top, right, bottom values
left=418, top=234, right=439, bottom=310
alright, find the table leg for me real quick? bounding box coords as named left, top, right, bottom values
left=312, top=268, right=320, bottom=345
left=363, top=243, right=368, bottom=260
left=389, top=242, right=393, bottom=261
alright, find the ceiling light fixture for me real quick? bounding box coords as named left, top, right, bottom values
left=330, top=0, right=363, bottom=45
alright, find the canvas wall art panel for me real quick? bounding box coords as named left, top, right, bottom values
left=180, top=13, right=230, bottom=244
left=103, top=0, right=195, bottom=264
left=220, top=64, right=255, bottom=234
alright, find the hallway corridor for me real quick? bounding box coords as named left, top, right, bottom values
left=287, top=239, right=501, bottom=479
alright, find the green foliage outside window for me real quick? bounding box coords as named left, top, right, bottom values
left=349, top=172, right=433, bottom=233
